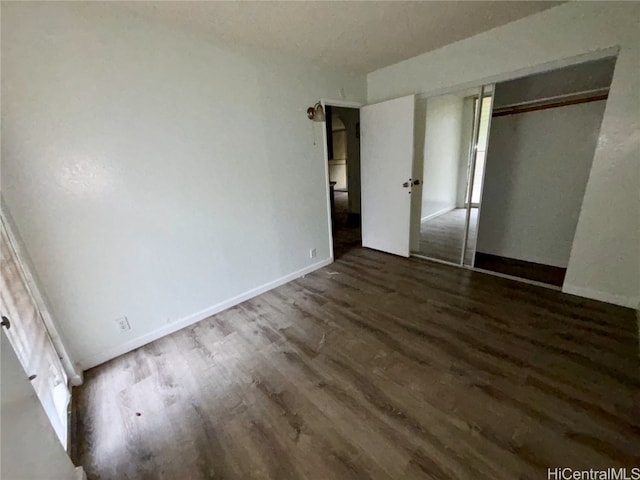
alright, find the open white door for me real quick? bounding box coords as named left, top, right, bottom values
left=0, top=216, right=70, bottom=447
left=360, top=95, right=415, bottom=257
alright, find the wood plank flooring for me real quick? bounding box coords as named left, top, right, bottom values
left=416, top=208, right=478, bottom=264
left=72, top=247, right=640, bottom=480
left=332, top=191, right=361, bottom=260
left=474, top=252, right=567, bottom=287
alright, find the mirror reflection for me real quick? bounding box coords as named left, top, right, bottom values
left=411, top=86, right=493, bottom=265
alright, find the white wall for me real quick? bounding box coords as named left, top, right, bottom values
left=368, top=2, right=640, bottom=308
left=476, top=100, right=607, bottom=267
left=1, top=2, right=366, bottom=368
left=421, top=94, right=463, bottom=220
left=1, top=333, right=80, bottom=480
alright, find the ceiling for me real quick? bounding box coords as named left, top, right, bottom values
left=113, top=1, right=562, bottom=73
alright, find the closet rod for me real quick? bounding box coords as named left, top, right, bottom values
left=493, top=87, right=609, bottom=117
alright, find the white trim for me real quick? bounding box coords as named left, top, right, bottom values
left=420, top=206, right=456, bottom=222
left=318, top=105, right=334, bottom=263
left=74, top=467, right=87, bottom=480
left=79, top=258, right=333, bottom=369
left=468, top=89, right=494, bottom=268
left=562, top=284, right=639, bottom=309
left=320, top=98, right=364, bottom=109
left=411, top=253, right=461, bottom=268
left=414, top=47, right=619, bottom=102
left=0, top=200, right=83, bottom=386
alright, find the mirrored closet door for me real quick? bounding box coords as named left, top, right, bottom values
left=461, top=85, right=493, bottom=267
left=410, top=84, right=494, bottom=266
left=409, top=55, right=615, bottom=291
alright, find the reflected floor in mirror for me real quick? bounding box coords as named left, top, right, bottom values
left=415, top=208, right=478, bottom=264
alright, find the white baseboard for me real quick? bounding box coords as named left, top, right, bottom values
left=421, top=206, right=456, bottom=222
left=79, top=258, right=333, bottom=369
left=562, top=284, right=639, bottom=309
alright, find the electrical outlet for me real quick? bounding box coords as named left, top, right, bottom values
left=310, top=248, right=317, bottom=259
left=115, top=316, right=131, bottom=333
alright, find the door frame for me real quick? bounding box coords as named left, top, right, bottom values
left=0, top=202, right=83, bottom=386
left=410, top=49, right=620, bottom=289
left=460, top=85, right=495, bottom=267
left=320, top=99, right=363, bottom=261
left=413, top=47, right=618, bottom=103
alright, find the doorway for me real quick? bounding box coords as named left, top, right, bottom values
left=325, top=105, right=361, bottom=259
left=0, top=212, right=71, bottom=448
left=473, top=56, right=616, bottom=286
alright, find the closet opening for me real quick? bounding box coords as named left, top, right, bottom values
left=473, top=56, right=616, bottom=286
left=409, top=55, right=617, bottom=290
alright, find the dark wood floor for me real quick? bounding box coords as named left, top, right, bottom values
left=73, top=247, right=640, bottom=480
left=474, top=252, right=567, bottom=287
left=332, top=191, right=361, bottom=260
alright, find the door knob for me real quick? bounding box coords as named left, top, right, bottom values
left=413, top=179, right=421, bottom=186
left=1, top=316, right=10, bottom=330
left=402, top=181, right=410, bottom=188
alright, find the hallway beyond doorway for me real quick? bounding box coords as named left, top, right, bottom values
left=332, top=190, right=361, bottom=259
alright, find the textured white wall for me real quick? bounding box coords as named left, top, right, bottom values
left=421, top=94, right=463, bottom=220
left=1, top=3, right=365, bottom=368
left=368, top=2, right=640, bottom=307
left=476, top=101, right=607, bottom=267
